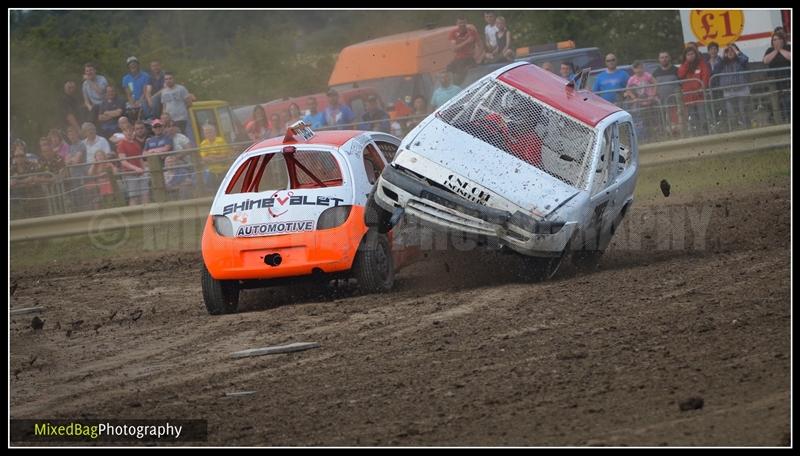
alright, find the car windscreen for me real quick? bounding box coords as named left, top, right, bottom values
left=436, top=78, right=597, bottom=189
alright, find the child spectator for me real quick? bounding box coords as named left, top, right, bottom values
left=624, top=61, right=658, bottom=141
left=624, top=61, right=658, bottom=107
left=87, top=150, right=118, bottom=208
left=487, top=16, right=514, bottom=63
left=199, top=124, right=233, bottom=190
left=483, top=11, right=498, bottom=59
left=164, top=154, right=195, bottom=200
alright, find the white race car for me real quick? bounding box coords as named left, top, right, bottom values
left=369, top=62, right=639, bottom=279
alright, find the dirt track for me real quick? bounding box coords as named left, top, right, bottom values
left=10, top=177, right=790, bottom=446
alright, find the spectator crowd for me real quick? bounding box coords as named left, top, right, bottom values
left=10, top=16, right=791, bottom=218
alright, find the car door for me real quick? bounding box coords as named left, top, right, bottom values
left=612, top=121, right=637, bottom=216
left=588, top=124, right=619, bottom=249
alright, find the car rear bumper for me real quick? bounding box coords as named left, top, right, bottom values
left=374, top=166, right=575, bottom=256
left=201, top=207, right=368, bottom=280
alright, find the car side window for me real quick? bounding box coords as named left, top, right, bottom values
left=362, top=144, right=385, bottom=185
left=591, top=128, right=613, bottom=195
left=617, top=122, right=634, bottom=173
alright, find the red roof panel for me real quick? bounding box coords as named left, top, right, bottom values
left=497, top=63, right=622, bottom=127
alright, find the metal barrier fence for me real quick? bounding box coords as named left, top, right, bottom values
left=593, top=67, right=790, bottom=144
left=10, top=140, right=253, bottom=220
left=9, top=67, right=790, bottom=221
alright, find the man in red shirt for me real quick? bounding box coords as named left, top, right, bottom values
left=116, top=125, right=150, bottom=205
left=447, top=17, right=481, bottom=85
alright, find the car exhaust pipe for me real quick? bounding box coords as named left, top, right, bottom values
left=264, top=253, right=282, bottom=267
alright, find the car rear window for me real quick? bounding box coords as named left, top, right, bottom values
left=437, top=78, right=597, bottom=189
left=226, top=149, right=343, bottom=194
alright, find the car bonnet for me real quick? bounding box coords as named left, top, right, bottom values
left=398, top=117, right=580, bottom=218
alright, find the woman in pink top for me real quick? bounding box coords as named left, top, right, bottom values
left=624, top=61, right=658, bottom=142
left=624, top=61, right=658, bottom=108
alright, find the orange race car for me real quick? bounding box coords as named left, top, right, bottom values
left=201, top=122, right=411, bottom=315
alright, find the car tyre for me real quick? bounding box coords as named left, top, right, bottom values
left=202, top=264, right=240, bottom=315
left=353, top=229, right=395, bottom=293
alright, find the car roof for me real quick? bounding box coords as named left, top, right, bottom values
left=497, top=63, right=622, bottom=127
left=247, top=130, right=366, bottom=151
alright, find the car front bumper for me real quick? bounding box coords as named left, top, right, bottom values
left=374, top=166, right=576, bottom=257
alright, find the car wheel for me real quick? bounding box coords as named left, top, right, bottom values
left=201, top=264, right=240, bottom=315
left=364, top=194, right=393, bottom=234
left=352, top=229, right=395, bottom=293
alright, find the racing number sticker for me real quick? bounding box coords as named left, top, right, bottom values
left=689, top=10, right=744, bottom=47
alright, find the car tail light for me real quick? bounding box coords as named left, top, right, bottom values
left=212, top=215, right=234, bottom=237
left=317, top=205, right=352, bottom=230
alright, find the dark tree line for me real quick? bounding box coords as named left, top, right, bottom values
left=10, top=9, right=682, bottom=143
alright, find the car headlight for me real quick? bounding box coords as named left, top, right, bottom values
left=212, top=215, right=234, bottom=237
left=317, top=205, right=352, bottom=230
